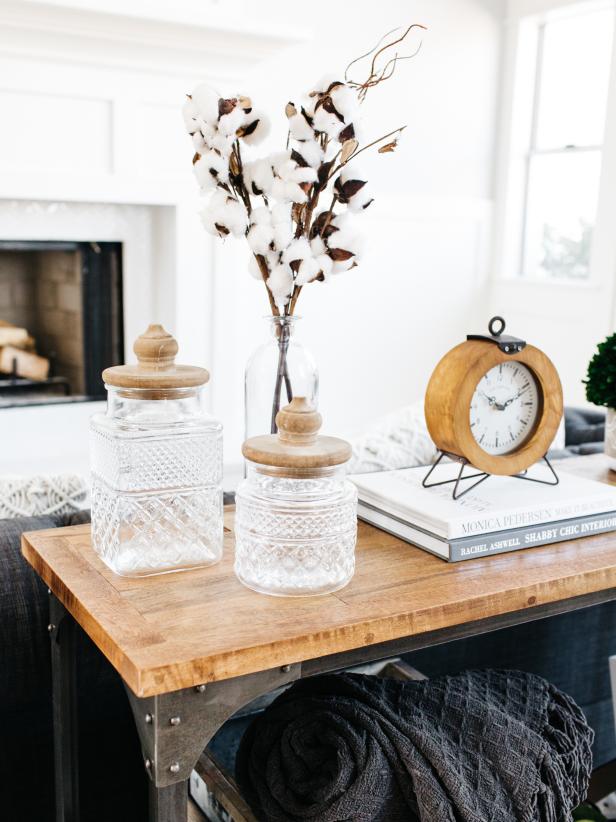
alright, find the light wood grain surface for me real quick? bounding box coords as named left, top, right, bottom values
left=22, top=454, right=616, bottom=698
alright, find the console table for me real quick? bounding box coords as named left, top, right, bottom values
left=21, top=454, right=616, bottom=822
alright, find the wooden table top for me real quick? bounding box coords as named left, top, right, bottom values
left=22, top=454, right=616, bottom=698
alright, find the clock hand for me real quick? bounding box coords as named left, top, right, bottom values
left=502, top=388, right=528, bottom=408
left=479, top=391, right=497, bottom=406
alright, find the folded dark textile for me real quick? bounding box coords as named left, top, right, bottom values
left=236, top=670, right=593, bottom=822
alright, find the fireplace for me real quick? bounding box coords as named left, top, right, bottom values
left=0, top=241, right=124, bottom=406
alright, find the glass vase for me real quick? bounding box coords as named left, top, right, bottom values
left=244, top=316, right=318, bottom=438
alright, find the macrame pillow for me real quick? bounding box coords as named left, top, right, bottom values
left=0, top=475, right=88, bottom=519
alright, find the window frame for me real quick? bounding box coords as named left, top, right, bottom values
left=493, top=0, right=616, bottom=288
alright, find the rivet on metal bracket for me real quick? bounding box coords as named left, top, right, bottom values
left=144, top=759, right=152, bottom=771
left=169, top=716, right=181, bottom=726
left=281, top=664, right=292, bottom=673
left=195, top=684, right=206, bottom=693
left=169, top=762, right=180, bottom=774
left=48, top=624, right=55, bottom=633
left=145, top=713, right=153, bottom=724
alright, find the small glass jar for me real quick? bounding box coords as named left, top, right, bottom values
left=90, top=324, right=223, bottom=577
left=235, top=398, right=357, bottom=596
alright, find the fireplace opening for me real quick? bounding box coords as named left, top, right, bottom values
left=0, top=241, right=124, bottom=407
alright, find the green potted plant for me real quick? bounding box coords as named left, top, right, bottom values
left=584, top=332, right=616, bottom=469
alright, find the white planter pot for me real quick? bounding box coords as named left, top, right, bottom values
left=606, top=408, right=616, bottom=471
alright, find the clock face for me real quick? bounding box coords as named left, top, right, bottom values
left=469, top=362, right=540, bottom=455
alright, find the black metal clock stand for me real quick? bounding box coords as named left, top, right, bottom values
left=422, top=450, right=560, bottom=501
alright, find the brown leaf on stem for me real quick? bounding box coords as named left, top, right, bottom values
left=378, top=139, right=398, bottom=153
left=285, top=102, right=297, bottom=118
left=289, top=259, right=302, bottom=273
left=229, top=153, right=240, bottom=177
left=334, top=177, right=367, bottom=202
left=317, top=160, right=335, bottom=191
left=192, top=152, right=201, bottom=165
left=238, top=95, right=252, bottom=112
left=339, top=123, right=356, bottom=142
left=341, top=139, right=358, bottom=163
left=237, top=118, right=260, bottom=138
left=301, top=106, right=314, bottom=127
left=291, top=149, right=309, bottom=168
left=329, top=248, right=354, bottom=262
left=214, top=223, right=230, bottom=236
left=292, top=203, right=304, bottom=224
left=310, top=211, right=338, bottom=239
left=218, top=98, right=237, bottom=117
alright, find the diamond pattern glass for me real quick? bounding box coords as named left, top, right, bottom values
left=90, top=390, right=223, bottom=576
left=235, top=467, right=357, bottom=596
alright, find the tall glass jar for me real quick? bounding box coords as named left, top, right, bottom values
left=244, top=316, right=318, bottom=438
left=90, top=325, right=223, bottom=577
left=235, top=398, right=357, bottom=596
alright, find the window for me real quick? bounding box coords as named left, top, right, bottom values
left=520, top=3, right=614, bottom=281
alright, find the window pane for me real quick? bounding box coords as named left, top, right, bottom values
left=522, top=149, right=601, bottom=280
left=536, top=7, right=614, bottom=149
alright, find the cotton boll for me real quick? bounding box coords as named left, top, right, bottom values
left=200, top=191, right=228, bottom=237
left=330, top=85, right=360, bottom=123
left=288, top=112, right=314, bottom=141
left=310, top=236, right=326, bottom=256
left=250, top=206, right=272, bottom=226
left=316, top=254, right=334, bottom=279
left=312, top=107, right=344, bottom=140
left=182, top=99, right=199, bottom=134
left=200, top=191, right=247, bottom=239
left=248, top=254, right=265, bottom=281
left=247, top=222, right=274, bottom=255
left=273, top=220, right=294, bottom=250
left=271, top=178, right=306, bottom=204
left=267, top=263, right=294, bottom=307
left=282, top=237, right=311, bottom=265
left=218, top=105, right=245, bottom=136
left=332, top=258, right=356, bottom=274
left=312, top=74, right=342, bottom=95
left=223, top=197, right=249, bottom=238
left=240, top=110, right=270, bottom=146
left=271, top=203, right=292, bottom=225
left=289, top=165, right=318, bottom=185
left=193, top=156, right=217, bottom=191
left=211, top=133, right=234, bottom=156
left=192, top=132, right=207, bottom=153
left=202, top=149, right=229, bottom=183
left=347, top=187, right=374, bottom=212
left=198, top=119, right=216, bottom=143
left=191, top=84, right=220, bottom=124
left=295, top=255, right=321, bottom=285
left=247, top=159, right=275, bottom=195
left=275, top=158, right=297, bottom=181
left=329, top=226, right=363, bottom=259
left=293, top=139, right=324, bottom=169
left=270, top=151, right=292, bottom=176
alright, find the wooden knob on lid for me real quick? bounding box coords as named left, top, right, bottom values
left=242, top=397, right=351, bottom=470
left=102, top=324, right=209, bottom=390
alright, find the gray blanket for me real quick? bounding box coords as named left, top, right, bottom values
left=236, top=670, right=593, bottom=822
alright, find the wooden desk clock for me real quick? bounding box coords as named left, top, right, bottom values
left=423, top=316, right=563, bottom=499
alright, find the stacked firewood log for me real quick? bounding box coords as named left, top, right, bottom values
left=0, top=321, right=50, bottom=381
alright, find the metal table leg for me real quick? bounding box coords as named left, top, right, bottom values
left=126, top=664, right=301, bottom=822
left=49, top=595, right=80, bottom=822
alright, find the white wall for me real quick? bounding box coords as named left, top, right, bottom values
left=0, top=0, right=505, bottom=481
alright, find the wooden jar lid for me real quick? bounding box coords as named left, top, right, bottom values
left=242, top=397, right=352, bottom=469
left=102, top=324, right=210, bottom=390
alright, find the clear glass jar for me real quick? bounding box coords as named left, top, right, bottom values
left=244, top=316, right=318, bottom=438
left=235, top=462, right=357, bottom=597
left=90, top=325, right=223, bottom=577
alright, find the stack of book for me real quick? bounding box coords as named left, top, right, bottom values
left=351, top=462, right=616, bottom=562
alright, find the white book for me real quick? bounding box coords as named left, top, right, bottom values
left=350, top=462, right=616, bottom=540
